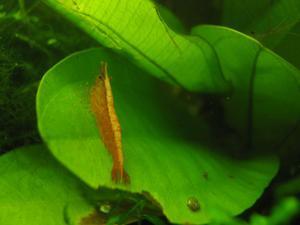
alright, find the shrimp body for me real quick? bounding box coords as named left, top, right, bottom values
left=90, top=62, right=129, bottom=184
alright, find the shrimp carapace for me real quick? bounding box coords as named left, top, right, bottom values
left=90, top=62, right=130, bottom=184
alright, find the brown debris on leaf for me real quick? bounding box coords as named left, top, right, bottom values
left=80, top=211, right=107, bottom=225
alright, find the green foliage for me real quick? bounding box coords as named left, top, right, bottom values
left=191, top=25, right=300, bottom=152
left=222, top=0, right=300, bottom=69
left=43, top=0, right=300, bottom=153
left=0, top=0, right=96, bottom=151
left=0, top=145, right=163, bottom=225
left=44, top=0, right=229, bottom=92
left=0, top=145, right=95, bottom=225
left=36, top=48, right=278, bottom=224
left=0, top=0, right=299, bottom=224
left=209, top=197, right=300, bottom=225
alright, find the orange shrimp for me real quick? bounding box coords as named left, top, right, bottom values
left=90, top=62, right=130, bottom=184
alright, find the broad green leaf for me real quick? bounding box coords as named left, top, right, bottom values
left=0, top=145, right=145, bottom=225
left=0, top=145, right=97, bottom=225
left=192, top=25, right=300, bottom=151
left=222, top=0, right=300, bottom=48
left=37, top=48, right=278, bottom=224
left=222, top=0, right=300, bottom=70
left=250, top=197, right=300, bottom=225
left=43, top=0, right=229, bottom=92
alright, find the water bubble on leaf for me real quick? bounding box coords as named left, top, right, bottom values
left=187, top=197, right=200, bottom=212
left=99, top=203, right=112, bottom=214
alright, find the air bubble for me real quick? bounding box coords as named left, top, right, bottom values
left=187, top=197, right=200, bottom=212
left=99, top=203, right=112, bottom=214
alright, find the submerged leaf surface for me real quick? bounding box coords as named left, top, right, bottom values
left=37, top=48, right=279, bottom=224
left=44, top=0, right=229, bottom=92
left=0, top=145, right=97, bottom=225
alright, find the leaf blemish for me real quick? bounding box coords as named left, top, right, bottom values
left=71, top=0, right=80, bottom=10
left=187, top=197, right=200, bottom=212
left=202, top=171, right=208, bottom=180
left=90, top=61, right=130, bottom=184
left=80, top=210, right=106, bottom=225
left=228, top=175, right=235, bottom=179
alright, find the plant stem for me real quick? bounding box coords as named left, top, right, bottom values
left=18, top=0, right=26, bottom=18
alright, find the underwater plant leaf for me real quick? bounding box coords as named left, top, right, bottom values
left=192, top=25, right=300, bottom=152
left=37, top=48, right=278, bottom=224
left=276, top=175, right=300, bottom=197
left=250, top=197, right=300, bottom=225
left=222, top=0, right=300, bottom=48
left=0, top=145, right=102, bottom=225
left=43, top=0, right=229, bottom=92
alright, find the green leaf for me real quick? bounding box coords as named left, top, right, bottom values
left=276, top=175, right=300, bottom=197
left=192, top=25, right=300, bottom=151
left=0, top=145, right=97, bottom=225
left=43, top=0, right=229, bottom=92
left=250, top=197, right=300, bottom=225
left=222, top=0, right=300, bottom=48
left=0, top=145, right=144, bottom=225
left=37, top=48, right=278, bottom=224
left=221, top=0, right=300, bottom=70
